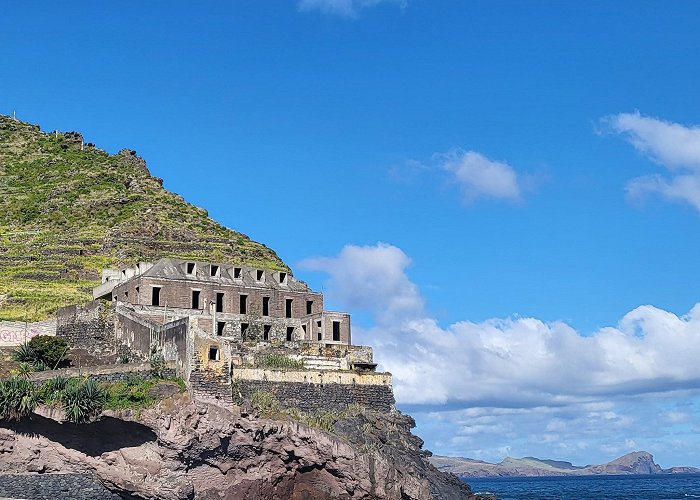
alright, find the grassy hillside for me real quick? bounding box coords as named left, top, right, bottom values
left=0, top=116, right=286, bottom=321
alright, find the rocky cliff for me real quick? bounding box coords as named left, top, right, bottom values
left=0, top=392, right=482, bottom=499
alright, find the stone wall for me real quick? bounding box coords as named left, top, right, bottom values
left=232, top=368, right=395, bottom=413
left=56, top=300, right=114, bottom=354
left=189, top=371, right=233, bottom=408
left=0, top=473, right=121, bottom=500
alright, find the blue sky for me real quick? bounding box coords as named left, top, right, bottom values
left=3, top=1, right=700, bottom=468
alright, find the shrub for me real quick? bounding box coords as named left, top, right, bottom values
left=26, top=335, right=68, bottom=368
left=258, top=353, right=304, bottom=369
left=251, top=390, right=280, bottom=415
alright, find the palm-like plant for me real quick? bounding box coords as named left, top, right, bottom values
left=12, top=343, right=37, bottom=364
left=0, top=377, right=39, bottom=421
left=62, top=378, right=106, bottom=424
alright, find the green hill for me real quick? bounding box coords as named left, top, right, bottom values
left=0, top=115, right=286, bottom=321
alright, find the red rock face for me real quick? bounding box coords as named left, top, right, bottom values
left=0, top=393, right=479, bottom=499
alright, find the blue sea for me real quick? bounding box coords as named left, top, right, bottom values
left=464, top=474, right=700, bottom=500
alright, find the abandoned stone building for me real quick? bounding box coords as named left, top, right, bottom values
left=94, top=258, right=351, bottom=345
left=67, top=258, right=394, bottom=411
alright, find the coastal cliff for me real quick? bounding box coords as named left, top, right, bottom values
left=0, top=391, right=480, bottom=499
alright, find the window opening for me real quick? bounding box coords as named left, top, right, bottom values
left=151, top=287, right=161, bottom=306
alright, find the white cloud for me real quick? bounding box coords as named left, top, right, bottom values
left=299, top=243, right=423, bottom=324
left=307, top=243, right=700, bottom=407
left=297, top=0, right=406, bottom=18
left=439, top=150, right=522, bottom=202
left=604, top=112, right=700, bottom=212
left=304, top=243, right=700, bottom=465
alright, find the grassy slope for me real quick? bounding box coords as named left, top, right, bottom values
left=0, top=116, right=286, bottom=321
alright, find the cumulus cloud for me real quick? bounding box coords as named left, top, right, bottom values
left=307, top=243, right=700, bottom=407
left=304, top=242, right=700, bottom=465
left=299, top=243, right=423, bottom=324
left=298, top=0, right=406, bottom=18
left=438, top=150, right=523, bottom=202
left=603, top=112, right=700, bottom=212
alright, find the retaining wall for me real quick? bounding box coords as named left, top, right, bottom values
left=232, top=368, right=395, bottom=413
left=0, top=473, right=122, bottom=500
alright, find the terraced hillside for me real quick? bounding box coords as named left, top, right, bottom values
left=0, top=116, right=286, bottom=321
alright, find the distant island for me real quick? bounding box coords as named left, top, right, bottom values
left=431, top=451, right=700, bottom=478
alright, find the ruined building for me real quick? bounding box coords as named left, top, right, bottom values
left=61, top=258, right=394, bottom=411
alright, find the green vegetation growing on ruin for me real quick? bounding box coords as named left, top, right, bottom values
left=0, top=373, right=186, bottom=423
left=248, top=390, right=363, bottom=433
left=257, top=353, right=305, bottom=369
left=0, top=116, right=287, bottom=320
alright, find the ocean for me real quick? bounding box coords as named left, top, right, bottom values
left=463, top=473, right=700, bottom=500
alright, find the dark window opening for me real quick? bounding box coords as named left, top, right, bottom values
left=286, top=327, right=294, bottom=342
left=306, top=300, right=313, bottom=315
left=241, top=323, right=249, bottom=339
left=302, top=324, right=307, bottom=334
left=234, top=267, right=242, bottom=279
left=209, top=347, right=219, bottom=361
left=135, top=286, right=139, bottom=302
left=263, top=324, right=271, bottom=341
left=317, top=330, right=322, bottom=341
left=285, top=299, right=293, bottom=318
left=186, top=262, right=195, bottom=274
left=151, top=287, right=161, bottom=306
left=262, top=297, right=270, bottom=316
left=316, top=320, right=322, bottom=328
left=333, top=321, right=341, bottom=342
left=216, top=292, right=224, bottom=313
left=210, top=264, right=219, bottom=277
left=279, top=272, right=287, bottom=284
left=124, top=291, right=128, bottom=299
left=191, top=290, right=201, bottom=309
left=256, top=269, right=264, bottom=281
left=217, top=321, right=226, bottom=336
left=239, top=295, right=247, bottom=314
left=122, top=270, right=126, bottom=279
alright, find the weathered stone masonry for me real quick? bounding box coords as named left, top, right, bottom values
left=56, top=301, right=114, bottom=355
left=0, top=473, right=122, bottom=500
left=232, top=368, right=395, bottom=413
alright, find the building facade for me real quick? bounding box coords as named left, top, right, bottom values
left=94, top=258, right=351, bottom=345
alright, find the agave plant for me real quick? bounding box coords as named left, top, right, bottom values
left=12, top=343, right=37, bottom=364
left=62, top=378, right=106, bottom=424
left=40, top=376, right=69, bottom=404
left=0, top=377, right=39, bottom=421
left=15, top=362, right=35, bottom=379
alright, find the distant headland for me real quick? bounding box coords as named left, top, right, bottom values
left=431, top=451, right=700, bottom=478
